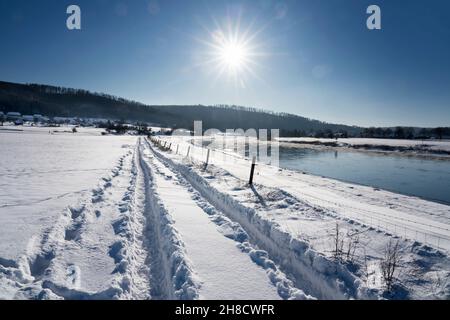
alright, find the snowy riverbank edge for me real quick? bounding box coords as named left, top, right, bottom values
left=277, top=138, right=450, bottom=160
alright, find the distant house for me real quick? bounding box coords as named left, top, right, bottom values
left=23, top=115, right=34, bottom=122
left=6, top=112, right=23, bottom=125
left=0, top=111, right=5, bottom=121
left=33, top=114, right=43, bottom=122
left=53, top=117, right=73, bottom=124
left=6, top=112, right=22, bottom=121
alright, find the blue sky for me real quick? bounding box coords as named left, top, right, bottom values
left=0, top=0, right=449, bottom=127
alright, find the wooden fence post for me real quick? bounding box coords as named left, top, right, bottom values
left=205, top=149, right=211, bottom=168
left=249, top=156, right=257, bottom=185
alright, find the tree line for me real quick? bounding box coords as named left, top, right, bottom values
left=360, top=127, right=449, bottom=140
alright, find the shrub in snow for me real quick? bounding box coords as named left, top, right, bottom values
left=380, top=240, right=402, bottom=292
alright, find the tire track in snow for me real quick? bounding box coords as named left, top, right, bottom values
left=142, top=139, right=309, bottom=300
left=111, top=138, right=199, bottom=300
left=108, top=145, right=151, bottom=299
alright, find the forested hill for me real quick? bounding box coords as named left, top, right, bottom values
left=0, top=81, right=361, bottom=134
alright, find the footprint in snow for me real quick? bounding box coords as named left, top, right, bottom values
left=92, top=187, right=104, bottom=196
left=66, top=264, right=81, bottom=289
left=92, top=195, right=103, bottom=204
left=119, top=204, right=128, bottom=213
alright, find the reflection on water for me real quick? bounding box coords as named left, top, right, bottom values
left=279, top=146, right=450, bottom=204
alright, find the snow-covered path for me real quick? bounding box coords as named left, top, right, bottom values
left=0, top=139, right=307, bottom=300
left=140, top=141, right=283, bottom=299
left=2, top=133, right=310, bottom=300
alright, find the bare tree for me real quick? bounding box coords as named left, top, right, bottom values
left=380, top=240, right=402, bottom=291
left=362, top=248, right=371, bottom=286
left=332, top=223, right=363, bottom=264
left=332, top=223, right=345, bottom=261
left=344, top=231, right=360, bottom=264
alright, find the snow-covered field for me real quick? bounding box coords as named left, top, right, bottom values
left=277, top=137, right=450, bottom=157
left=1, top=128, right=449, bottom=300
left=0, top=124, right=106, bottom=136
left=0, top=128, right=136, bottom=299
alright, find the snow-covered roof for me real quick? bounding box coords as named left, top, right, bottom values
left=6, top=112, right=21, bottom=116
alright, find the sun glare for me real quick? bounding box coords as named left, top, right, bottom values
left=219, top=41, right=248, bottom=71
left=194, top=16, right=267, bottom=88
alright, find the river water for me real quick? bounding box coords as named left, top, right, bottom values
left=279, top=146, right=450, bottom=204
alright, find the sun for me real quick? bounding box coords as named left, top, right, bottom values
left=218, top=40, right=249, bottom=72
left=210, top=29, right=253, bottom=77
left=194, top=16, right=267, bottom=88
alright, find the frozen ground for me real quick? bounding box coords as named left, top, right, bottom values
left=277, top=137, right=450, bottom=157
left=1, top=128, right=449, bottom=300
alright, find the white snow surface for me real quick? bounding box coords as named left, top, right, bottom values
left=0, top=128, right=309, bottom=300
left=0, top=129, right=135, bottom=263
left=0, top=128, right=136, bottom=299
left=1, top=127, right=449, bottom=300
